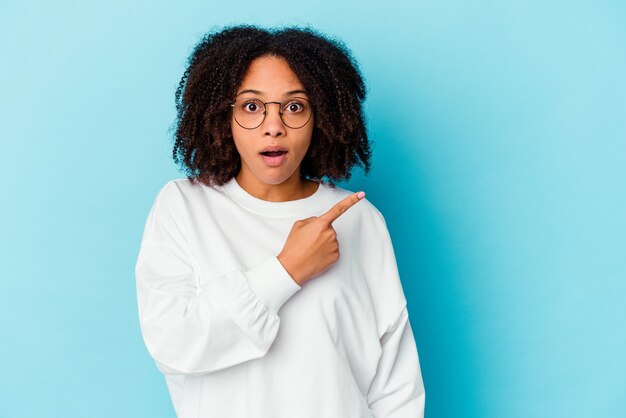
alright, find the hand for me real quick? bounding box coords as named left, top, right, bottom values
left=277, top=191, right=366, bottom=285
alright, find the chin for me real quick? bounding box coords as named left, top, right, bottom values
left=257, top=169, right=298, bottom=185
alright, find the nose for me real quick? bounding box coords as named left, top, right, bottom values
left=262, top=102, right=286, bottom=137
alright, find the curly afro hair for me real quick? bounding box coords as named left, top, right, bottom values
left=170, top=24, right=372, bottom=188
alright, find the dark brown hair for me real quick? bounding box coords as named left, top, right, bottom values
left=170, top=24, right=372, bottom=187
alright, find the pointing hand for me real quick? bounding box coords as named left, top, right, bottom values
left=277, top=191, right=366, bottom=285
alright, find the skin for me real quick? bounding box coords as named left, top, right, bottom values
left=231, top=54, right=318, bottom=202
left=230, top=54, right=366, bottom=285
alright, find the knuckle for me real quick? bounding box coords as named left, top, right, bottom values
left=317, top=218, right=330, bottom=228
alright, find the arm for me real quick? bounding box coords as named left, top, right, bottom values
left=362, top=206, right=426, bottom=417
left=135, top=185, right=301, bottom=375
left=367, top=305, right=426, bottom=418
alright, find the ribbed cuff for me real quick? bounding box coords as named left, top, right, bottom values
left=246, top=256, right=302, bottom=314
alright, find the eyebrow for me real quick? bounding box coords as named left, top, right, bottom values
left=236, top=89, right=308, bottom=97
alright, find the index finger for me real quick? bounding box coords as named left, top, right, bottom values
left=319, top=191, right=366, bottom=224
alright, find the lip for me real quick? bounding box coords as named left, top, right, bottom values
left=259, top=151, right=288, bottom=167
left=259, top=145, right=288, bottom=153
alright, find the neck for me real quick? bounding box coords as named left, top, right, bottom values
left=235, top=171, right=318, bottom=202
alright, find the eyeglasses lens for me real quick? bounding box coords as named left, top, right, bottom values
left=232, top=98, right=311, bottom=129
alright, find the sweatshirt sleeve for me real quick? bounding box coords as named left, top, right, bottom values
left=134, top=183, right=302, bottom=376
left=367, top=305, right=426, bottom=418
left=362, top=205, right=426, bottom=417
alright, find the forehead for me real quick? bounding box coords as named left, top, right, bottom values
left=237, top=55, right=305, bottom=95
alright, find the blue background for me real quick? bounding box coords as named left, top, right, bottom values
left=1, top=1, right=624, bottom=417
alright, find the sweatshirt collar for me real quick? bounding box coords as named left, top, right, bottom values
left=221, top=176, right=335, bottom=218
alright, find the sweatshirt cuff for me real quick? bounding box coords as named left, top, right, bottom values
left=246, top=255, right=302, bottom=314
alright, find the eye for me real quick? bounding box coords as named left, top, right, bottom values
left=284, top=101, right=304, bottom=113
left=242, top=100, right=264, bottom=113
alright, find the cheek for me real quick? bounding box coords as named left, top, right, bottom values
left=300, top=128, right=314, bottom=153
left=230, top=134, right=249, bottom=159
left=230, top=123, right=248, bottom=147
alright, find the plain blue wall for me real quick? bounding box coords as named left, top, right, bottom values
left=1, top=1, right=624, bottom=417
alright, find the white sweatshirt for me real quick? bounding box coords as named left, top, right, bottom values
left=135, top=176, right=425, bottom=418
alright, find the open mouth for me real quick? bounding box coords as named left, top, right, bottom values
left=259, top=150, right=288, bottom=167
left=260, top=151, right=288, bottom=157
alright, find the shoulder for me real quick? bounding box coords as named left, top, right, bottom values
left=146, top=178, right=218, bottom=235
left=153, top=178, right=217, bottom=211
left=328, top=186, right=406, bottom=335
left=157, top=177, right=203, bottom=198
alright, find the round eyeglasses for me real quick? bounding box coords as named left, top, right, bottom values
left=230, top=97, right=313, bottom=130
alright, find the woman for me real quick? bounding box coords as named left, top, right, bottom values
left=135, top=25, right=425, bottom=418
